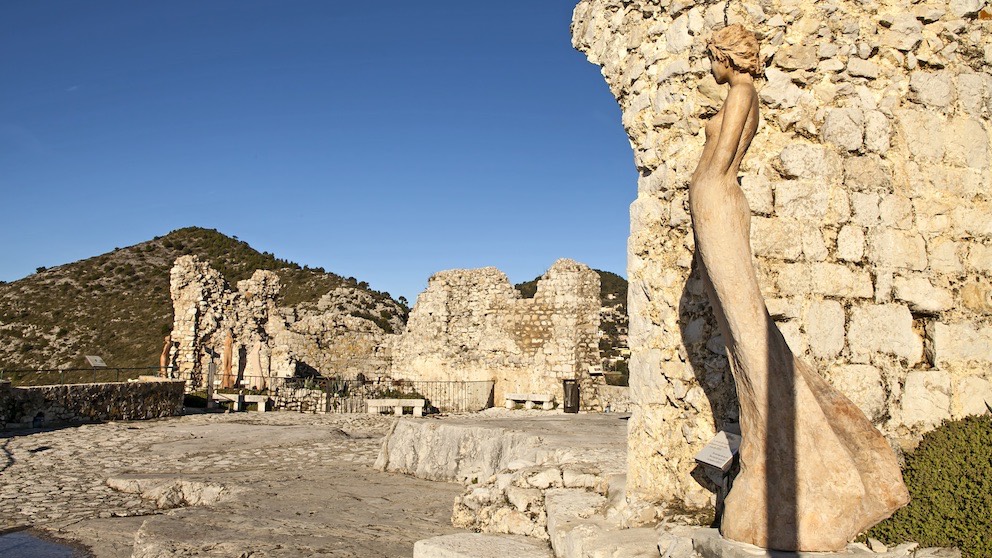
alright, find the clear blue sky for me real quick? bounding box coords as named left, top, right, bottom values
left=1, top=1, right=635, bottom=301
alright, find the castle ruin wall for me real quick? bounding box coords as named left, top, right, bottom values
left=391, top=259, right=604, bottom=407
left=572, top=0, right=992, bottom=507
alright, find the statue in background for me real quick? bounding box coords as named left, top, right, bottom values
left=687, top=24, right=908, bottom=551
left=159, top=334, right=172, bottom=377
left=221, top=330, right=235, bottom=389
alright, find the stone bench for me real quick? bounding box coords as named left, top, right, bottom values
left=213, top=393, right=271, bottom=412
left=366, top=398, right=426, bottom=417
left=504, top=393, right=555, bottom=410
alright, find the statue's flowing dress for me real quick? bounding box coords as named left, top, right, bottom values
left=687, top=83, right=908, bottom=551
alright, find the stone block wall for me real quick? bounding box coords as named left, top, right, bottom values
left=391, top=259, right=603, bottom=406
left=1, top=378, right=185, bottom=429
left=572, top=0, right=992, bottom=507
left=597, top=385, right=632, bottom=413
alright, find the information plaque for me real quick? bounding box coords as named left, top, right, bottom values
left=694, top=430, right=742, bottom=472
left=84, top=355, right=107, bottom=368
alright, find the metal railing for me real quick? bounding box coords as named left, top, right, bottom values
left=0, top=367, right=167, bottom=387
left=0, top=367, right=496, bottom=414
left=180, top=372, right=494, bottom=415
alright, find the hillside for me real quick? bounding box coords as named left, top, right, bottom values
left=0, top=227, right=407, bottom=371
left=515, top=268, right=628, bottom=364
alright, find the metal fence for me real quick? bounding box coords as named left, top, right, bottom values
left=183, top=373, right=494, bottom=415
left=0, top=367, right=166, bottom=386
left=0, top=366, right=495, bottom=415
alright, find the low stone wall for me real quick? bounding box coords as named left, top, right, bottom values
left=273, top=386, right=326, bottom=413
left=0, top=381, right=12, bottom=429
left=1, top=378, right=185, bottom=429
left=594, top=385, right=631, bottom=413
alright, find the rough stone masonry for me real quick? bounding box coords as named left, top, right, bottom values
left=391, top=259, right=605, bottom=408
left=571, top=0, right=992, bottom=507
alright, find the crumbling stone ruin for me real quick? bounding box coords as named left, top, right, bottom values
left=168, top=255, right=395, bottom=386
left=169, top=256, right=609, bottom=411
left=572, top=0, right=992, bottom=509
left=391, top=259, right=605, bottom=408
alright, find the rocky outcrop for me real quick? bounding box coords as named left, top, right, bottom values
left=106, top=476, right=232, bottom=510
left=391, top=259, right=603, bottom=407
left=375, top=420, right=549, bottom=483
left=572, top=0, right=992, bottom=509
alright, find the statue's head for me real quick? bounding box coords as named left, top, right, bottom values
left=706, top=24, right=762, bottom=79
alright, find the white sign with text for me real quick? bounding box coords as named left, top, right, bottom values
left=694, top=430, right=742, bottom=472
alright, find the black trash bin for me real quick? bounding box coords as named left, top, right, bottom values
left=562, top=379, right=579, bottom=413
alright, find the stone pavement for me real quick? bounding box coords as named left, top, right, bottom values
left=0, top=411, right=465, bottom=557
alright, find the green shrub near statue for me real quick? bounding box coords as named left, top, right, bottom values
left=867, top=414, right=992, bottom=558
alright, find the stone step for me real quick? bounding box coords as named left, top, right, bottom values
left=413, top=533, right=553, bottom=558
left=688, top=527, right=961, bottom=558
left=545, top=488, right=659, bottom=558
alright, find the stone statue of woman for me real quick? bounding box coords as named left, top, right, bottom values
left=688, top=25, right=909, bottom=551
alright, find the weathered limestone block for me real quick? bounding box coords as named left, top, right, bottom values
left=953, top=375, right=992, bottom=419
left=930, top=322, right=992, bottom=368
left=956, top=72, right=988, bottom=117
left=910, top=71, right=956, bottom=110
left=967, top=242, right=992, bottom=273
left=896, top=109, right=945, bottom=163
left=776, top=263, right=873, bottom=299
left=776, top=145, right=837, bottom=181
left=892, top=275, right=952, bottom=314
left=740, top=174, right=774, bottom=215
left=376, top=420, right=544, bottom=483
left=945, top=117, right=990, bottom=169
left=776, top=45, right=818, bottom=71
left=774, top=180, right=830, bottom=220
left=952, top=205, right=992, bottom=238
left=867, top=229, right=928, bottom=271
left=760, top=67, right=805, bottom=109
left=750, top=218, right=802, bottom=261
left=413, top=534, right=553, bottom=558
left=927, top=238, right=963, bottom=274
left=960, top=281, right=992, bottom=314
left=844, top=156, right=891, bottom=193
left=827, top=364, right=887, bottom=421
left=849, top=192, right=881, bottom=227
left=848, top=58, right=880, bottom=80
left=897, top=371, right=952, bottom=429
left=822, top=108, right=865, bottom=152
left=879, top=14, right=923, bottom=51
left=848, top=304, right=923, bottom=365
left=804, top=300, right=845, bottom=360
left=864, top=111, right=891, bottom=155
left=836, top=225, right=866, bottom=262
left=879, top=195, right=913, bottom=230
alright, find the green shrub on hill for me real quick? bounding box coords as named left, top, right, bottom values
left=0, top=226, right=405, bottom=370
left=866, top=414, right=992, bottom=558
